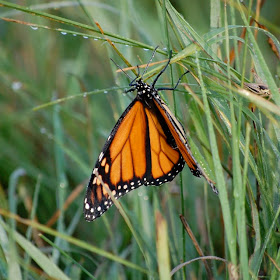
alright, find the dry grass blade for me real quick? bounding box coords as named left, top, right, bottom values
left=155, top=211, right=171, bottom=280
left=170, top=256, right=228, bottom=277
left=46, top=182, right=85, bottom=227
left=179, top=214, right=214, bottom=279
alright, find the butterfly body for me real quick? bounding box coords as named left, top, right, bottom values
left=84, top=50, right=217, bottom=222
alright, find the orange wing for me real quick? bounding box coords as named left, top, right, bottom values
left=84, top=47, right=218, bottom=222
left=84, top=100, right=184, bottom=221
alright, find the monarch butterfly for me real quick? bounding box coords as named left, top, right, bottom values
left=84, top=48, right=217, bottom=222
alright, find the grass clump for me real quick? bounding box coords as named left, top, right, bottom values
left=0, top=0, right=279, bottom=279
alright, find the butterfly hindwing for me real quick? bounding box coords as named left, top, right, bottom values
left=152, top=96, right=218, bottom=193
left=152, top=97, right=200, bottom=175
left=143, top=102, right=184, bottom=186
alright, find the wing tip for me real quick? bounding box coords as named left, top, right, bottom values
left=210, top=181, right=219, bottom=195
left=83, top=195, right=109, bottom=222
left=83, top=207, right=106, bottom=222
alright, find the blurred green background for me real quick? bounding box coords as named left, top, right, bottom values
left=0, top=0, right=280, bottom=279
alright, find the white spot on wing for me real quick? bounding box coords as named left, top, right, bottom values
left=98, top=152, right=104, bottom=162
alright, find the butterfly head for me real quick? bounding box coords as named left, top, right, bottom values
left=127, top=78, right=155, bottom=99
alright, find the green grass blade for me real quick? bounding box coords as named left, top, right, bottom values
left=0, top=220, right=70, bottom=280
left=40, top=234, right=96, bottom=280
left=0, top=209, right=149, bottom=274
left=155, top=211, right=171, bottom=280
left=224, top=4, right=249, bottom=278
left=235, top=0, right=280, bottom=105
left=251, top=205, right=280, bottom=277
left=196, top=51, right=237, bottom=265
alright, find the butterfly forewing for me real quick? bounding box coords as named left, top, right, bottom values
left=84, top=100, right=145, bottom=221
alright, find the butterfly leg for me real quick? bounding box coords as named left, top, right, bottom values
left=152, top=51, right=172, bottom=87
left=157, top=70, right=189, bottom=91
left=125, top=87, right=136, bottom=93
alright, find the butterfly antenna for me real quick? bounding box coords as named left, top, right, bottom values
left=110, top=58, right=133, bottom=80
left=127, top=65, right=141, bottom=87
left=142, top=46, right=159, bottom=77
